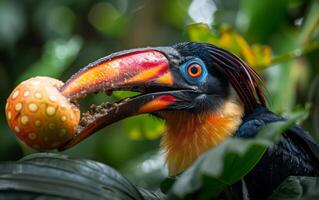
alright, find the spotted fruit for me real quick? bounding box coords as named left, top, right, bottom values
left=5, top=76, right=80, bottom=150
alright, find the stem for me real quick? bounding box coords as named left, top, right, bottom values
left=258, top=1, right=319, bottom=70
left=299, top=1, right=319, bottom=44
left=269, top=41, right=319, bottom=66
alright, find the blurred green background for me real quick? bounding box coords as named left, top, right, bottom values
left=0, top=0, right=318, bottom=189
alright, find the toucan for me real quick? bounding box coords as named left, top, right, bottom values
left=56, top=42, right=319, bottom=199
left=2, top=42, right=318, bottom=199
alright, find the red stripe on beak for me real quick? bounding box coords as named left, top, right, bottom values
left=138, top=95, right=176, bottom=114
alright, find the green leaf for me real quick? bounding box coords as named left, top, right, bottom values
left=113, top=91, right=165, bottom=140
left=0, top=153, right=166, bottom=200
left=170, top=138, right=269, bottom=199
left=88, top=2, right=130, bottom=38
left=187, top=23, right=272, bottom=70
left=0, top=1, right=25, bottom=48
left=123, top=115, right=165, bottom=140
left=17, top=36, right=82, bottom=83
left=138, top=188, right=167, bottom=200
left=162, top=0, right=191, bottom=29
left=160, top=178, right=176, bottom=193
left=169, top=110, right=308, bottom=199
left=269, top=176, right=319, bottom=200
left=239, top=0, right=289, bottom=43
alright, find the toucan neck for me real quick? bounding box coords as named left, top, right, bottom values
left=160, top=100, right=244, bottom=176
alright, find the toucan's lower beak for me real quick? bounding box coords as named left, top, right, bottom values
left=59, top=49, right=182, bottom=150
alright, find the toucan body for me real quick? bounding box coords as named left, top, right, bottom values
left=7, top=42, right=318, bottom=199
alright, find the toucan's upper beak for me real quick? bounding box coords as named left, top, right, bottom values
left=61, top=49, right=174, bottom=99
left=59, top=48, right=191, bottom=150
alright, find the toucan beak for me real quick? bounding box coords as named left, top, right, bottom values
left=59, top=49, right=184, bottom=150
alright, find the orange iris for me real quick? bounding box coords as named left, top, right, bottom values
left=187, top=63, right=202, bottom=78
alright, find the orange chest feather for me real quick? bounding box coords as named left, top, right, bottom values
left=161, top=101, right=244, bottom=176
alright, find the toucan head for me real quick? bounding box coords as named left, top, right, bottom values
left=60, top=42, right=265, bottom=175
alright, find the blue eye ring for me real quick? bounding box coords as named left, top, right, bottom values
left=180, top=58, right=208, bottom=84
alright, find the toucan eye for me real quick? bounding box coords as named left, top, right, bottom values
left=187, top=63, right=202, bottom=78
left=180, top=58, right=208, bottom=84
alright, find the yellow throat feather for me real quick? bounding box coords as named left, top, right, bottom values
left=161, top=100, right=244, bottom=176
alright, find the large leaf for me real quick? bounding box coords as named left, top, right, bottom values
left=168, top=110, right=308, bottom=199
left=123, top=152, right=168, bottom=190
left=269, top=176, right=319, bottom=200
left=170, top=138, right=269, bottom=199
left=0, top=153, right=166, bottom=200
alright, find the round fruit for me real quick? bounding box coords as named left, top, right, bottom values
left=5, top=76, right=80, bottom=150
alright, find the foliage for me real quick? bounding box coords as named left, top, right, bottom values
left=0, top=153, right=165, bottom=200
left=0, top=0, right=318, bottom=199
left=17, top=37, right=82, bottom=83
left=1, top=111, right=317, bottom=200
left=188, top=23, right=272, bottom=70
left=113, top=91, right=165, bottom=140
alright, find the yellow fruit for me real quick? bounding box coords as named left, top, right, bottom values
left=5, top=76, right=80, bottom=150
